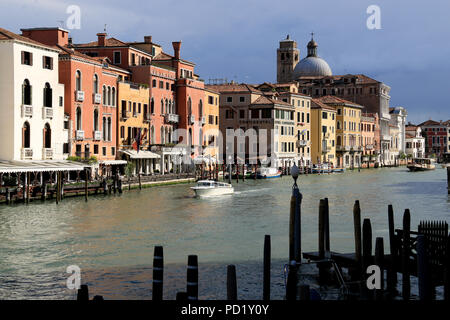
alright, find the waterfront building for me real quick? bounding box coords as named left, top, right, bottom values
left=418, top=119, right=450, bottom=159
left=116, top=81, right=161, bottom=175
left=360, top=113, right=377, bottom=167
left=21, top=28, right=131, bottom=176
left=208, top=83, right=297, bottom=167
left=316, top=96, right=362, bottom=168
left=74, top=33, right=210, bottom=169
left=388, top=124, right=400, bottom=165
left=275, top=35, right=392, bottom=166
left=255, top=82, right=312, bottom=166
left=203, top=88, right=220, bottom=160
left=405, top=124, right=425, bottom=159
left=0, top=28, right=66, bottom=161
left=389, top=107, right=408, bottom=154
left=310, top=99, right=337, bottom=166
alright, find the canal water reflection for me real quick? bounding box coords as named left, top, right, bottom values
left=0, top=167, right=448, bottom=299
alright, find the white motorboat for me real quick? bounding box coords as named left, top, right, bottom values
left=256, top=167, right=281, bottom=179
left=191, top=180, right=234, bottom=197
left=407, top=158, right=436, bottom=171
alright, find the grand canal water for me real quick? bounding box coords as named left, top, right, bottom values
left=0, top=167, right=448, bottom=299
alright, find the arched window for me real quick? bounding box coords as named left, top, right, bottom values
left=93, top=109, right=99, bottom=131
left=43, top=82, right=52, bottom=108
left=93, top=74, right=98, bottom=94
left=75, top=70, right=82, bottom=91
left=102, top=85, right=107, bottom=104
left=160, top=99, right=164, bottom=114
left=188, top=97, right=192, bottom=115
left=198, top=99, right=203, bottom=117
left=151, top=98, right=154, bottom=114
left=111, top=87, right=116, bottom=106
left=76, top=107, right=82, bottom=130
left=22, top=122, right=30, bottom=148
left=102, top=117, right=106, bottom=140
left=141, top=57, right=146, bottom=65
left=188, top=128, right=193, bottom=146
left=165, top=99, right=168, bottom=114
left=165, top=127, right=169, bottom=144
left=43, top=123, right=51, bottom=148
left=107, top=117, right=112, bottom=141
left=161, top=126, right=165, bottom=144
left=337, top=135, right=342, bottom=146
left=22, top=79, right=32, bottom=105
left=199, top=128, right=203, bottom=147
left=151, top=125, right=155, bottom=144
left=107, top=87, right=111, bottom=105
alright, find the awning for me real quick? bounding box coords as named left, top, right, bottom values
left=193, top=155, right=218, bottom=164
left=119, top=150, right=161, bottom=159
left=0, top=160, right=86, bottom=173
left=98, top=160, right=128, bottom=165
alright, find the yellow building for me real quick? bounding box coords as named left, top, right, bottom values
left=316, top=96, right=363, bottom=168
left=117, top=81, right=159, bottom=174
left=311, top=99, right=337, bottom=166
left=202, top=88, right=220, bottom=159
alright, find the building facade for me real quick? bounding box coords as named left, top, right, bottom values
left=405, top=125, right=425, bottom=159
left=419, top=119, right=450, bottom=159
left=0, top=28, right=66, bottom=161
left=310, top=99, right=337, bottom=166
left=360, top=113, right=376, bottom=167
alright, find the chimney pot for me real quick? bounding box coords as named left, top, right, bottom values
left=172, top=41, right=181, bottom=60
left=97, top=33, right=107, bottom=47
left=144, top=36, right=152, bottom=43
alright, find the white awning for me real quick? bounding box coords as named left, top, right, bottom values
left=0, top=160, right=86, bottom=173
left=119, top=150, right=161, bottom=159
left=98, top=160, right=128, bottom=165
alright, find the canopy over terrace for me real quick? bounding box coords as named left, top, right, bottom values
left=0, top=160, right=85, bottom=173
left=119, top=150, right=160, bottom=175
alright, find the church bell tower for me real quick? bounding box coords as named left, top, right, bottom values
left=277, top=35, right=299, bottom=83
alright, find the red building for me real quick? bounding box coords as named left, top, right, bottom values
left=419, top=119, right=450, bottom=159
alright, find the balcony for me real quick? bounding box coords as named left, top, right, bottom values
left=189, top=115, right=195, bottom=125
left=42, top=107, right=53, bottom=119
left=336, top=145, right=344, bottom=152
left=165, top=113, right=180, bottom=123
left=75, top=90, right=85, bottom=102
left=296, top=140, right=308, bottom=148
left=21, top=148, right=33, bottom=160
left=144, top=113, right=151, bottom=123
left=93, top=130, right=102, bottom=141
left=76, top=130, right=84, bottom=140
left=121, top=110, right=130, bottom=120
left=322, top=147, right=331, bottom=154
left=21, top=104, right=33, bottom=117
left=42, top=148, right=53, bottom=160
left=365, top=144, right=374, bottom=150
left=201, top=116, right=206, bottom=125
left=93, top=93, right=102, bottom=104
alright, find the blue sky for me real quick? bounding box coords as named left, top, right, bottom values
left=1, top=0, right=449, bottom=123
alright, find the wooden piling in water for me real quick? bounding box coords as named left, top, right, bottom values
left=227, top=265, right=237, bottom=300
left=84, top=169, right=88, bottom=202
left=416, top=234, right=432, bottom=300
left=186, top=255, right=198, bottom=300
left=402, top=209, right=411, bottom=300
left=138, top=173, right=142, bottom=190
left=299, top=285, right=310, bottom=301
left=387, top=204, right=398, bottom=293
left=286, top=261, right=297, bottom=301
left=444, top=236, right=450, bottom=301
left=289, top=194, right=296, bottom=261
left=318, top=199, right=325, bottom=259
left=353, top=200, right=362, bottom=264
left=263, top=235, right=271, bottom=301
left=77, top=284, right=89, bottom=301
left=152, top=246, right=164, bottom=301
left=324, top=198, right=330, bottom=255
left=55, top=172, right=59, bottom=205
left=362, top=218, right=373, bottom=300
left=447, top=167, right=449, bottom=194
left=375, top=237, right=384, bottom=300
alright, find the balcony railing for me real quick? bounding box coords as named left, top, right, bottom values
left=21, top=148, right=33, bottom=160
left=144, top=113, right=151, bottom=122
left=121, top=110, right=130, bottom=120
left=93, top=130, right=102, bottom=141
left=365, top=144, right=374, bottom=150
left=296, top=140, right=308, bottom=148
left=189, top=115, right=195, bottom=125
left=75, top=90, right=85, bottom=102
left=21, top=104, right=33, bottom=117
left=42, top=107, right=53, bottom=119
left=76, top=130, right=84, bottom=140
left=201, top=116, right=206, bottom=125
left=93, top=93, right=102, bottom=104
left=42, top=148, right=53, bottom=160
left=165, top=113, right=180, bottom=123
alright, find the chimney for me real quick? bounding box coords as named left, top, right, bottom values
left=144, top=36, right=152, bottom=43
left=172, top=41, right=181, bottom=60
left=97, top=33, right=107, bottom=46
left=68, top=37, right=72, bottom=46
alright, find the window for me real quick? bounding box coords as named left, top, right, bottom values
left=225, top=109, right=234, bottom=119
left=75, top=70, right=82, bottom=91
left=111, top=147, right=115, bottom=156
left=42, top=56, right=53, bottom=69
left=22, top=79, right=32, bottom=105
left=152, top=79, right=157, bottom=88
left=262, top=109, right=271, bottom=118
left=76, top=107, right=82, bottom=130
left=43, top=123, right=51, bottom=148
left=59, top=96, right=63, bottom=107
left=42, top=83, right=52, bottom=108
left=114, top=51, right=121, bottom=64
left=307, top=113, right=310, bottom=123
left=251, top=109, right=259, bottom=119
left=21, top=51, right=33, bottom=66
left=93, top=74, right=98, bottom=94
left=151, top=99, right=155, bottom=113
left=166, top=82, right=169, bottom=90
left=208, top=96, right=214, bottom=104
left=94, top=144, right=99, bottom=154
left=226, top=97, right=232, bottom=103
left=102, top=147, right=107, bottom=156
left=102, top=86, right=107, bottom=104
left=159, top=81, right=164, bottom=88
left=93, top=109, right=99, bottom=131
left=322, top=112, right=328, bottom=119
left=198, top=100, right=203, bottom=117
left=240, top=110, right=245, bottom=118
left=239, top=96, right=245, bottom=102
left=111, top=87, right=116, bottom=106
left=22, top=122, right=31, bottom=148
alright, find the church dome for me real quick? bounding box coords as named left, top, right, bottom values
left=292, top=35, right=332, bottom=78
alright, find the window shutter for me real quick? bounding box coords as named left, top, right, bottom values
left=43, top=87, right=46, bottom=106
left=49, top=88, right=52, bottom=107
left=50, top=57, right=53, bottom=70
left=42, top=56, right=45, bottom=68
left=22, top=83, right=25, bottom=105
left=21, top=51, right=25, bottom=64
left=30, top=52, right=33, bottom=66
left=29, top=85, right=32, bottom=105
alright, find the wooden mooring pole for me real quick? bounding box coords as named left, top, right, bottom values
left=227, top=265, right=237, bottom=300
left=375, top=237, right=385, bottom=300
left=416, top=234, right=432, bottom=300
left=152, top=246, right=164, bottom=300
left=77, top=284, right=89, bottom=301
left=387, top=204, right=398, bottom=294
left=362, top=218, right=373, bottom=300
left=286, top=261, right=297, bottom=301
left=447, top=167, right=449, bottom=194
left=263, top=235, right=271, bottom=301
left=186, top=255, right=198, bottom=300
left=402, top=209, right=411, bottom=300
left=84, top=168, right=88, bottom=202
left=352, top=200, right=362, bottom=280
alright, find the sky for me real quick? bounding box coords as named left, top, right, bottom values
left=1, top=0, right=449, bottom=124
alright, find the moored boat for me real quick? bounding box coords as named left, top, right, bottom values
left=256, top=167, right=281, bottom=179
left=407, top=158, right=436, bottom=171
left=191, top=180, right=234, bottom=197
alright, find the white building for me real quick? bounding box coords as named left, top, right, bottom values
left=0, top=28, right=66, bottom=161
left=405, top=125, right=425, bottom=159
left=389, top=107, right=408, bottom=153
